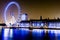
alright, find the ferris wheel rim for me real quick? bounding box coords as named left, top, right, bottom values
left=4, top=1, right=21, bottom=25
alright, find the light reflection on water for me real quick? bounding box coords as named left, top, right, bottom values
left=1, top=28, right=60, bottom=40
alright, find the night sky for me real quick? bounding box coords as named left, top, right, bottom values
left=0, top=0, right=60, bottom=23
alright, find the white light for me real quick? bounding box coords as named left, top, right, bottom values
left=49, top=23, right=55, bottom=28
left=41, top=23, right=44, bottom=26
left=32, top=23, right=35, bottom=26
left=50, top=30, right=55, bottom=33
left=4, top=29, right=9, bottom=37
left=10, top=16, right=16, bottom=25
left=20, top=23, right=29, bottom=30
left=21, top=28, right=29, bottom=31
left=21, top=14, right=27, bottom=21
left=20, top=23, right=29, bottom=27
left=54, top=30, right=60, bottom=35
left=20, top=23, right=25, bottom=27
left=9, top=29, right=13, bottom=38
left=4, top=1, right=21, bottom=26
left=37, top=23, right=40, bottom=27
left=33, top=29, right=43, bottom=33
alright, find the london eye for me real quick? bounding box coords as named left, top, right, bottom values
left=2, top=1, right=21, bottom=40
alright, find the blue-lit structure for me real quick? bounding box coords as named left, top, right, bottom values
left=4, top=1, right=21, bottom=25
left=1, top=1, right=60, bottom=40
left=3, top=1, right=21, bottom=40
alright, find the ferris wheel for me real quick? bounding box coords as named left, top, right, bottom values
left=4, top=1, right=21, bottom=26
left=3, top=2, right=21, bottom=40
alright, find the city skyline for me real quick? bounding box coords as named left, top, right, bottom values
left=0, top=0, right=60, bottom=23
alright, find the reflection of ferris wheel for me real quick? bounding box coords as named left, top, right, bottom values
left=4, top=1, right=21, bottom=26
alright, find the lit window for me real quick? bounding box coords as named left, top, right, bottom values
left=20, top=23, right=29, bottom=27
left=41, top=23, right=44, bottom=26
left=37, top=23, right=40, bottom=27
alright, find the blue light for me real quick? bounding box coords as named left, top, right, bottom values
left=48, top=22, right=60, bottom=28
left=37, top=23, right=40, bottom=27
left=20, top=23, right=29, bottom=27
left=32, top=29, right=45, bottom=40
left=48, top=22, right=60, bottom=40
left=3, top=1, right=21, bottom=40
left=32, top=22, right=37, bottom=27
left=21, top=14, right=27, bottom=21
left=20, top=23, right=29, bottom=31
left=9, top=29, right=13, bottom=38
left=48, top=23, right=55, bottom=28
left=4, top=1, right=21, bottom=25
left=2, top=28, right=9, bottom=40
left=40, top=23, right=44, bottom=26
left=32, top=22, right=44, bottom=27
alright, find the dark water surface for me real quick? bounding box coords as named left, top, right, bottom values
left=1, top=28, right=60, bottom=40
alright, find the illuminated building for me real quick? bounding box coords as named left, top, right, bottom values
left=1, top=1, right=60, bottom=40
left=21, top=13, right=28, bottom=21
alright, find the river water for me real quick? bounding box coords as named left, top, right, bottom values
left=1, top=28, right=60, bottom=40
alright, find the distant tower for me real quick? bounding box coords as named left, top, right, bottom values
left=40, top=16, right=42, bottom=20
left=21, top=13, right=28, bottom=21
